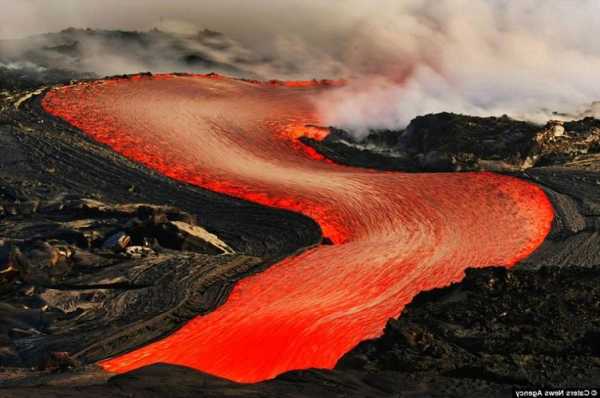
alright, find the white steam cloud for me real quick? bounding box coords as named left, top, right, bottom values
left=313, top=0, right=600, bottom=136
left=2, top=0, right=600, bottom=134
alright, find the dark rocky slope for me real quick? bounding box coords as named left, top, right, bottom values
left=304, top=113, right=600, bottom=172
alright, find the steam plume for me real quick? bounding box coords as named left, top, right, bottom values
left=314, top=0, right=600, bottom=135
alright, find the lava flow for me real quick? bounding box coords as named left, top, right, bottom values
left=42, top=74, right=554, bottom=383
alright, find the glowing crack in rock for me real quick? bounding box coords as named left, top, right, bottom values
left=42, top=74, right=554, bottom=383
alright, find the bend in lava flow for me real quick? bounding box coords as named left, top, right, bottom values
left=41, top=73, right=554, bottom=383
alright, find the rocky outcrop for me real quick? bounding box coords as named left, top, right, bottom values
left=304, top=113, right=600, bottom=172
left=0, top=190, right=265, bottom=369
left=337, top=266, right=600, bottom=390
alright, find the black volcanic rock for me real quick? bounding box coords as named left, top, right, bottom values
left=0, top=191, right=270, bottom=369
left=0, top=65, right=90, bottom=91
left=0, top=192, right=259, bottom=370
left=402, top=113, right=538, bottom=161
left=306, top=113, right=600, bottom=172
left=338, top=266, right=600, bottom=387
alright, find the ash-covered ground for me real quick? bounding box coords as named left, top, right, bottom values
left=1, top=33, right=600, bottom=398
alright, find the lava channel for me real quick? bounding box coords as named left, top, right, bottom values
left=42, top=74, right=554, bottom=383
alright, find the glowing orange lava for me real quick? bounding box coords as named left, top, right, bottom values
left=42, top=73, right=554, bottom=383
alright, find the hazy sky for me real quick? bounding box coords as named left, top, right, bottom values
left=0, top=0, right=347, bottom=46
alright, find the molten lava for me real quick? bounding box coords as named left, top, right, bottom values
left=42, top=73, right=554, bottom=383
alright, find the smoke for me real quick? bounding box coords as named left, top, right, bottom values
left=0, top=0, right=339, bottom=79
left=0, top=61, right=46, bottom=72
left=314, top=0, right=600, bottom=136
left=2, top=0, right=600, bottom=133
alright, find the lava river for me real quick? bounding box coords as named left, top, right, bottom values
left=42, top=74, right=554, bottom=383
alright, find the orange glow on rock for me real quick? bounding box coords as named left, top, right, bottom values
left=42, top=74, right=554, bottom=383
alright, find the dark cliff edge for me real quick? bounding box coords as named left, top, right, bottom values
left=1, top=79, right=599, bottom=397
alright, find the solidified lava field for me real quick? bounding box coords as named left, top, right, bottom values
left=42, top=74, right=554, bottom=383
